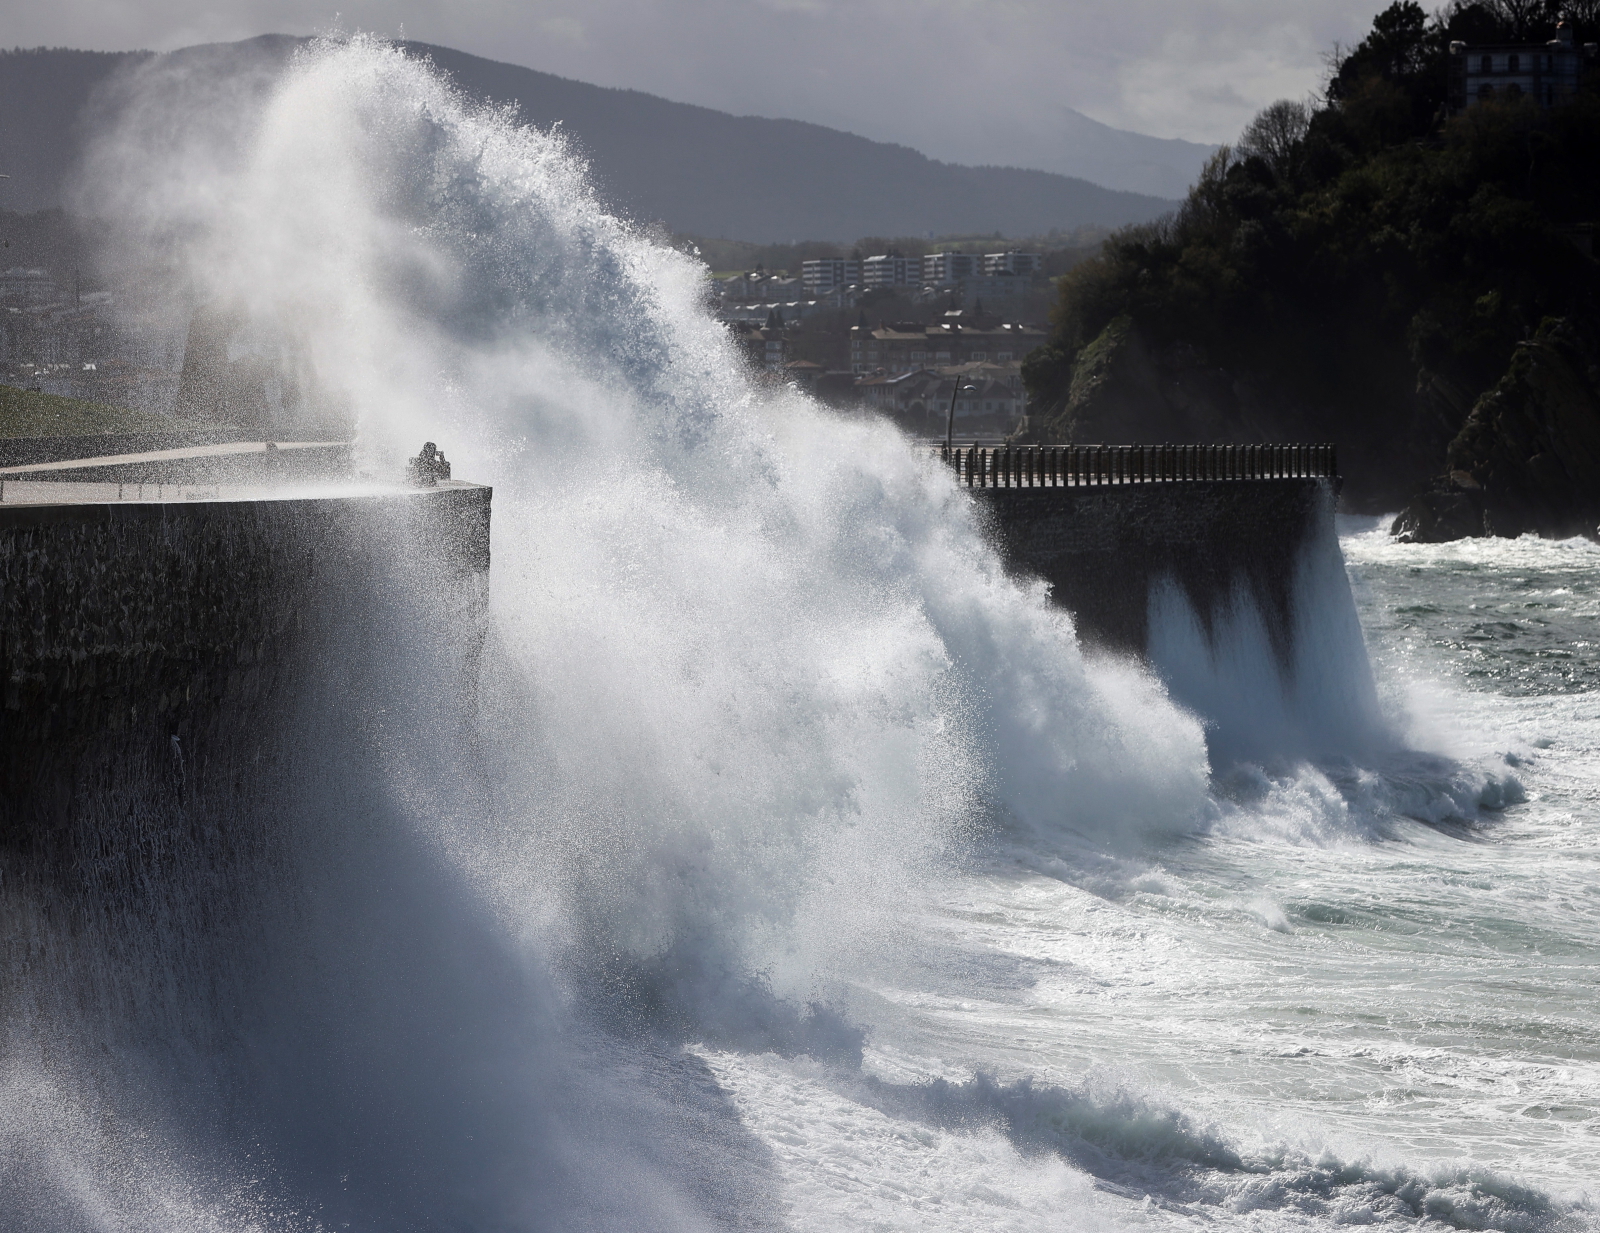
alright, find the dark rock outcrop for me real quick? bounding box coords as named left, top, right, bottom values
left=1389, top=473, right=1487, bottom=543
left=1393, top=319, right=1600, bottom=542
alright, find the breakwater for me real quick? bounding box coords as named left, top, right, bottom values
left=0, top=481, right=490, bottom=866
left=941, top=443, right=1342, bottom=658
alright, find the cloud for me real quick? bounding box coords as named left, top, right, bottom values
left=536, top=16, right=586, bottom=42
left=8, top=0, right=1384, bottom=159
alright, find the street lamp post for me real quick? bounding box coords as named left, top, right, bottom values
left=945, top=381, right=977, bottom=451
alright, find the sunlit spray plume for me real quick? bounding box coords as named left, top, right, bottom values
left=79, top=29, right=1217, bottom=947
left=0, top=32, right=1227, bottom=1229
left=1147, top=494, right=1389, bottom=768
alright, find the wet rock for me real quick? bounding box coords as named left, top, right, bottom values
left=1390, top=478, right=1485, bottom=543
left=1417, top=317, right=1600, bottom=541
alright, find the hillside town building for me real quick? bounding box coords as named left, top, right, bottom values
left=862, top=254, right=922, bottom=289
left=854, top=367, right=1026, bottom=430
left=728, top=310, right=792, bottom=371
left=849, top=315, right=1045, bottom=374
left=0, top=267, right=59, bottom=307
left=982, top=251, right=1044, bottom=276
left=923, top=252, right=982, bottom=284
left=717, top=268, right=802, bottom=302
left=1448, top=20, right=1597, bottom=111
left=801, top=258, right=863, bottom=295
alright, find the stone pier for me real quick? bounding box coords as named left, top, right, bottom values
left=941, top=442, right=1341, bottom=657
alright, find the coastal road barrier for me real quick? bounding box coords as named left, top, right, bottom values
left=938, top=442, right=1337, bottom=488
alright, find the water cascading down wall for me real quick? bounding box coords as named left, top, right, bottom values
left=952, top=442, right=1378, bottom=763
left=955, top=442, right=1338, bottom=652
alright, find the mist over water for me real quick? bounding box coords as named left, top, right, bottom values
left=4, top=37, right=1596, bottom=1231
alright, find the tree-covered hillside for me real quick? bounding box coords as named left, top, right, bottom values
left=1023, top=0, right=1600, bottom=533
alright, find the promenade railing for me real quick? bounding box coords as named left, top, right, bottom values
left=938, top=442, right=1338, bottom=489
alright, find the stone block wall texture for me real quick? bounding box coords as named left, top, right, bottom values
left=977, top=478, right=1332, bottom=658
left=0, top=487, right=490, bottom=869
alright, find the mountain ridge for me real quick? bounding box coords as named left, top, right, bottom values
left=0, top=36, right=1179, bottom=242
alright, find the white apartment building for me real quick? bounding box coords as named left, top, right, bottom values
left=801, top=258, right=863, bottom=295
left=983, top=252, right=1044, bottom=276
left=862, top=254, right=922, bottom=288
left=923, top=251, right=982, bottom=284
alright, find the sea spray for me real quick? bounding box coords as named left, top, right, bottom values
left=6, top=32, right=1582, bottom=1232
left=1145, top=489, right=1388, bottom=769
left=0, top=33, right=1230, bottom=1229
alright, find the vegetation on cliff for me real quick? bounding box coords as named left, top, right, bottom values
left=1393, top=317, right=1600, bottom=538
left=1024, top=0, right=1600, bottom=524
left=0, top=384, right=195, bottom=438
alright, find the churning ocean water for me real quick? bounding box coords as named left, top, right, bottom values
left=690, top=525, right=1600, bottom=1231
left=1, top=35, right=1596, bottom=1232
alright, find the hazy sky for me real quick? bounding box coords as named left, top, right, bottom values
left=12, top=0, right=1384, bottom=154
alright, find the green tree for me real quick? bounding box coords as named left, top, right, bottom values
left=1023, top=2, right=1600, bottom=511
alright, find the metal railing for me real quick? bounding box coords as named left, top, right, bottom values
left=938, top=442, right=1338, bottom=489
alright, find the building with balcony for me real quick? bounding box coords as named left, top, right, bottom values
left=801, top=258, right=863, bottom=295
left=862, top=254, right=922, bottom=289
left=982, top=252, right=1043, bottom=276
left=923, top=252, right=982, bottom=284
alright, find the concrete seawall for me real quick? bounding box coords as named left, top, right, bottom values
left=0, top=482, right=490, bottom=864
left=976, top=478, right=1336, bottom=659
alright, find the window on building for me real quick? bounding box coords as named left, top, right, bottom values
left=1481, top=54, right=1493, bottom=73
left=997, top=352, right=1012, bottom=362
left=1508, top=53, right=1519, bottom=72
left=1507, top=81, right=1523, bottom=98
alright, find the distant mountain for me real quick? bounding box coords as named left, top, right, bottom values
left=1019, top=108, right=1218, bottom=200
left=887, top=104, right=1219, bottom=200
left=0, top=39, right=1178, bottom=243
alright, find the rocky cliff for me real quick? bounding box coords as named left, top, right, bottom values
left=1392, top=318, right=1600, bottom=542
